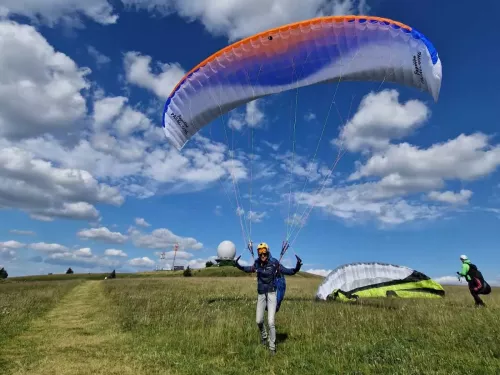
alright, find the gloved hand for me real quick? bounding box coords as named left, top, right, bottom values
left=295, top=254, right=303, bottom=266
left=233, top=255, right=241, bottom=267
left=295, top=254, right=303, bottom=269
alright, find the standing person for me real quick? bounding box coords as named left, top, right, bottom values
left=233, top=242, right=302, bottom=355
left=457, top=255, right=491, bottom=307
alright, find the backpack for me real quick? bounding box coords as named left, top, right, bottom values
left=468, top=263, right=491, bottom=295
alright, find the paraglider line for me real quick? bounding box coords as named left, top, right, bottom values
left=286, top=50, right=360, bottom=240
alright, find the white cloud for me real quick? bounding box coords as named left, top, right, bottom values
left=0, top=248, right=15, bottom=260
left=434, top=276, right=463, bottom=286
left=9, top=229, right=36, bottom=236
left=104, top=249, right=128, bottom=257
left=114, top=107, right=152, bottom=137
left=337, top=90, right=430, bottom=153
left=294, top=184, right=444, bottom=225
left=130, top=227, right=203, bottom=251
left=121, top=0, right=369, bottom=41
left=0, top=241, right=24, bottom=260
left=187, top=256, right=219, bottom=269
left=29, top=242, right=68, bottom=253
left=92, top=96, right=128, bottom=130
left=228, top=100, right=265, bottom=131
left=262, top=141, right=280, bottom=152
left=247, top=210, right=267, bottom=223
left=157, top=250, right=193, bottom=261
left=428, top=190, right=473, bottom=205
left=285, top=213, right=308, bottom=228
left=350, top=134, right=500, bottom=183
left=0, top=28, right=251, bottom=216
left=128, top=256, right=155, bottom=268
left=123, top=51, right=186, bottom=99
left=0, top=146, right=123, bottom=221
left=77, top=227, right=128, bottom=244
left=304, top=112, right=317, bottom=122
left=134, top=217, right=150, bottom=227
left=143, top=136, right=248, bottom=187
left=44, top=249, right=122, bottom=269
left=74, top=247, right=93, bottom=257
left=304, top=269, right=331, bottom=277
left=295, top=132, right=500, bottom=225
left=273, top=150, right=331, bottom=185
left=0, top=21, right=90, bottom=140
left=0, top=0, right=118, bottom=26
left=214, top=205, right=222, bottom=216
left=0, top=240, right=25, bottom=249
left=87, top=45, right=111, bottom=66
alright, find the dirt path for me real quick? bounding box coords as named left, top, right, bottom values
left=3, top=280, right=144, bottom=375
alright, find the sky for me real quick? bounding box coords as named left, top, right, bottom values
left=0, top=0, right=499, bottom=285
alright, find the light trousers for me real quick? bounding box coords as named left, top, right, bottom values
left=256, top=291, right=276, bottom=350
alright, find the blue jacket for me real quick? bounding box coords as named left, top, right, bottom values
left=235, top=254, right=301, bottom=294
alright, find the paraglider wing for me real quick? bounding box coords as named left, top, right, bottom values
left=315, top=262, right=445, bottom=301
left=163, top=15, right=442, bottom=150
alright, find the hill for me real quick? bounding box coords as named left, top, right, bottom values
left=5, top=265, right=323, bottom=282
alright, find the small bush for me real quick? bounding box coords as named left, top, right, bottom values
left=0, top=267, right=8, bottom=279
left=183, top=266, right=192, bottom=277
left=66, top=267, right=74, bottom=274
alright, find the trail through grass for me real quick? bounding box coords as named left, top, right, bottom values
left=0, top=280, right=80, bottom=341
left=1, top=280, right=143, bottom=375
left=1, top=276, right=500, bottom=374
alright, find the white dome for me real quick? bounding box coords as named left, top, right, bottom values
left=217, top=240, right=236, bottom=260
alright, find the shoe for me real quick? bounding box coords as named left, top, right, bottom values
left=269, top=347, right=276, bottom=356
left=261, top=337, right=267, bottom=346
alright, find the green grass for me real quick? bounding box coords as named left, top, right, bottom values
left=6, top=266, right=323, bottom=281
left=0, top=279, right=81, bottom=339
left=1, top=276, right=499, bottom=374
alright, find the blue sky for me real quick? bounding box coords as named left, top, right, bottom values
left=0, top=0, right=499, bottom=285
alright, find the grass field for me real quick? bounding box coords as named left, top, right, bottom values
left=1, top=271, right=499, bottom=375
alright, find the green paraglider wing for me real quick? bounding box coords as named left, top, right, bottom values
left=316, top=262, right=445, bottom=301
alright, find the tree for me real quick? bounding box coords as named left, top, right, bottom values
left=205, top=261, right=214, bottom=267
left=0, top=267, right=7, bottom=279
left=183, top=266, right=192, bottom=277
left=66, top=267, right=74, bottom=274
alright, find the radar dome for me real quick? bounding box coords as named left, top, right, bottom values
left=217, top=240, right=236, bottom=260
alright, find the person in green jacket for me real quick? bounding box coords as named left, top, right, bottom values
left=457, top=255, right=491, bottom=307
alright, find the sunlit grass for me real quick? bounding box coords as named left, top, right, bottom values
left=1, top=275, right=499, bottom=374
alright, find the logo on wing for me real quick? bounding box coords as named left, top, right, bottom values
left=170, top=112, right=189, bottom=136
left=412, top=51, right=425, bottom=85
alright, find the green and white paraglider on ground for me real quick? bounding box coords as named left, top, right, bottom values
left=316, top=262, right=445, bottom=302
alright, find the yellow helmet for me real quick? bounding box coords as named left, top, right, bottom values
left=257, top=242, right=269, bottom=254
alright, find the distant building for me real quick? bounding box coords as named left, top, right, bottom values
left=173, top=265, right=185, bottom=271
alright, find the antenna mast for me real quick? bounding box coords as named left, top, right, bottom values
left=171, top=243, right=179, bottom=271
left=158, top=251, right=166, bottom=271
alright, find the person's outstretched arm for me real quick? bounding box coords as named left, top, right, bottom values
left=279, top=255, right=303, bottom=275
left=233, top=255, right=255, bottom=273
